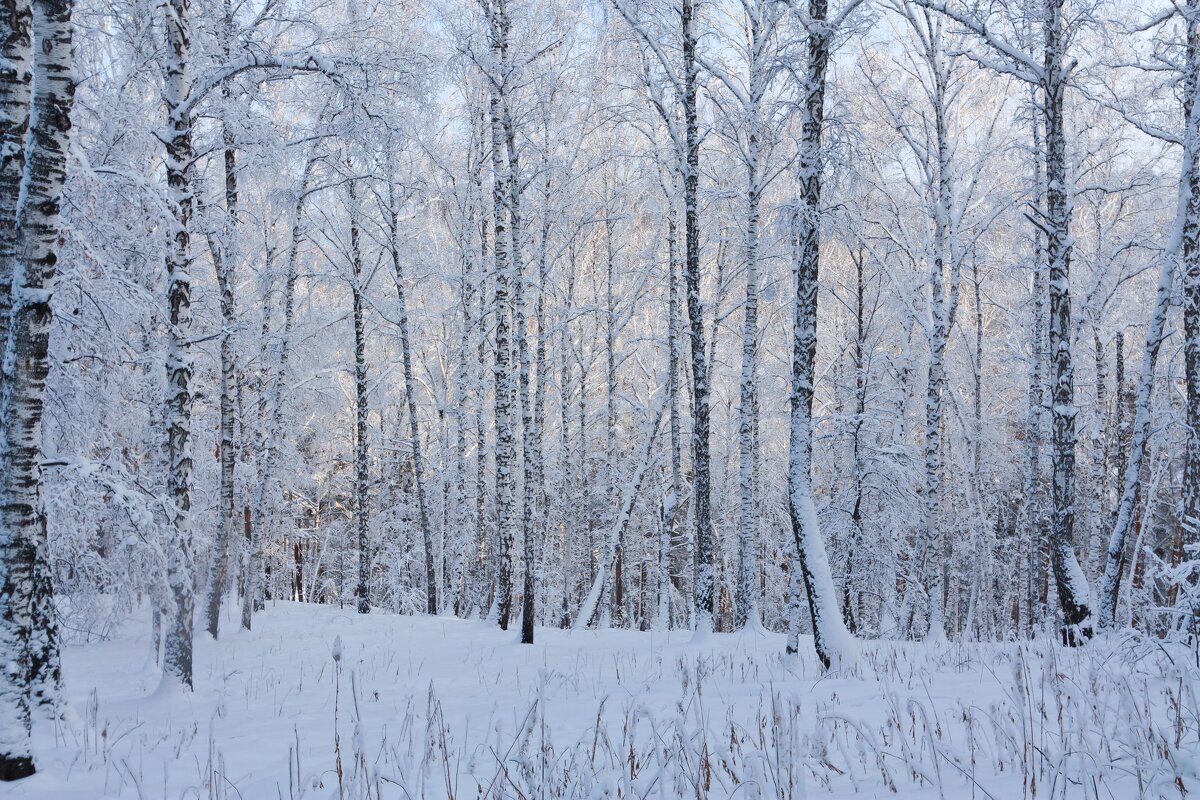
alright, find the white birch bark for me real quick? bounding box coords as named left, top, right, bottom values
left=0, top=0, right=32, bottom=775
left=486, top=0, right=517, bottom=630
left=681, top=0, right=714, bottom=635
left=1042, top=0, right=1092, bottom=640
left=787, top=0, right=857, bottom=669
left=203, top=0, right=239, bottom=640
left=0, top=0, right=70, bottom=773
left=0, top=0, right=29, bottom=369
left=348, top=177, right=370, bottom=614
left=161, top=0, right=197, bottom=689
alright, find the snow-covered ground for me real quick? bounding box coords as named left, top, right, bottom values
left=2, top=602, right=1195, bottom=799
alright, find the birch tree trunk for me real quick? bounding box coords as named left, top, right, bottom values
left=845, top=248, right=869, bottom=634
left=681, top=0, right=714, bottom=635
left=471, top=113, right=491, bottom=617
left=735, top=6, right=765, bottom=631
left=162, top=0, right=197, bottom=689
left=348, top=178, right=370, bottom=614
left=0, top=0, right=32, bottom=776
left=666, top=189, right=686, bottom=628
left=600, top=182, right=620, bottom=628
left=575, top=399, right=667, bottom=630
left=787, top=0, right=856, bottom=669
left=487, top=0, right=517, bottom=630
left=532, top=127, right=551, bottom=629
left=504, top=109, right=536, bottom=644
left=0, top=0, right=29, bottom=367
left=1171, top=0, right=1200, bottom=633
left=0, top=0, right=71, bottom=774
left=204, top=30, right=239, bottom=637
left=386, top=180, right=436, bottom=615
left=1042, top=0, right=1092, bottom=642
left=916, top=20, right=960, bottom=641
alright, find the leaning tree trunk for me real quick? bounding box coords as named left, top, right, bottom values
left=1096, top=70, right=1199, bottom=628
left=0, top=0, right=71, bottom=776
left=575, top=399, right=668, bottom=630
left=1042, top=0, right=1092, bottom=642
left=787, top=0, right=856, bottom=670
left=162, top=0, right=197, bottom=690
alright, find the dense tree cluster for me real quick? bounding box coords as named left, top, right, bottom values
left=3, top=0, right=1200, bottom=778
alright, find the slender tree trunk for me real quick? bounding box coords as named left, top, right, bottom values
left=530, top=126, right=552, bottom=631
left=845, top=249, right=869, bottom=635
left=472, top=112, right=491, bottom=617
left=599, top=182, right=620, bottom=628
left=349, top=178, right=370, bottom=614
left=487, top=0, right=516, bottom=629
left=666, top=189, right=686, bottom=627
left=204, top=24, right=239, bottom=637
left=735, top=10, right=764, bottom=630
left=386, top=181, right=436, bottom=615
left=503, top=111, right=536, bottom=644
left=1087, top=322, right=1106, bottom=577
left=923, top=43, right=959, bottom=641
left=681, top=0, right=713, bottom=635
left=1022, top=90, right=1049, bottom=637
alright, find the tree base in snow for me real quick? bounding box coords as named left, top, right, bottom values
left=0, top=755, right=35, bottom=781
left=1061, top=622, right=1094, bottom=647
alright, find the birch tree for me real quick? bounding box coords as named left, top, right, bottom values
left=0, top=0, right=73, bottom=776
left=786, top=0, right=862, bottom=669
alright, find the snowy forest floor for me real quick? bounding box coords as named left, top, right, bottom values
left=2, top=602, right=1197, bottom=799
